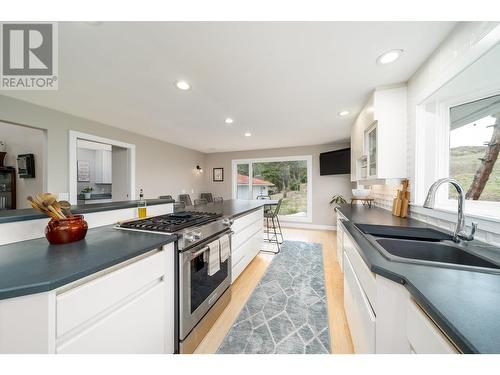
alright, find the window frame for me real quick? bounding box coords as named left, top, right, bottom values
left=416, top=87, right=500, bottom=220
left=231, top=155, right=313, bottom=223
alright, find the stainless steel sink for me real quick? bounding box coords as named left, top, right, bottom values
left=375, top=238, right=500, bottom=270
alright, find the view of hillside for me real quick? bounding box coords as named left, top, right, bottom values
left=449, top=146, right=500, bottom=201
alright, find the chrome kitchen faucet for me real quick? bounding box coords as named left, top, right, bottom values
left=423, top=178, right=478, bottom=242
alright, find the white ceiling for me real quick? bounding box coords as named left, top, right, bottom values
left=5, top=22, right=456, bottom=153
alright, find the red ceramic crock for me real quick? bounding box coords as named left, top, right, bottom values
left=45, top=215, right=88, bottom=245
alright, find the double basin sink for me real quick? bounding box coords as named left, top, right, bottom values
left=355, top=223, right=500, bottom=273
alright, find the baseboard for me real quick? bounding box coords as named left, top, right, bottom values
left=280, top=222, right=336, bottom=231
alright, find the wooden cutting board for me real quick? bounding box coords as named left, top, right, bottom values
left=393, top=179, right=410, bottom=217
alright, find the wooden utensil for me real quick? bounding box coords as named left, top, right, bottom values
left=59, top=200, right=73, bottom=217
left=27, top=196, right=59, bottom=219
left=39, top=193, right=66, bottom=220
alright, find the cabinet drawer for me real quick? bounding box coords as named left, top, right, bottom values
left=232, top=208, right=263, bottom=233
left=336, top=220, right=344, bottom=272
left=57, top=281, right=165, bottom=354
left=406, top=299, right=458, bottom=354
left=343, top=252, right=376, bottom=354
left=232, top=231, right=261, bottom=283
left=232, top=217, right=263, bottom=250
left=343, top=231, right=376, bottom=310
left=56, top=250, right=165, bottom=338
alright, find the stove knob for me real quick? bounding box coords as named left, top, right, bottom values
left=184, top=232, right=196, bottom=242
left=222, top=218, right=233, bottom=226
left=192, top=231, right=202, bottom=239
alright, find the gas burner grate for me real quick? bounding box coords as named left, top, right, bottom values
left=119, top=211, right=222, bottom=233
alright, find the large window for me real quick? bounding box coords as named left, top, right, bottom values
left=448, top=95, right=500, bottom=203
left=232, top=156, right=312, bottom=222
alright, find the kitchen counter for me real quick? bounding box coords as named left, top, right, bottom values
left=0, top=225, right=176, bottom=300
left=337, top=204, right=500, bottom=354
left=184, top=199, right=274, bottom=219
left=0, top=198, right=175, bottom=224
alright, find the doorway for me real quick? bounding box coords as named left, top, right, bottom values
left=69, top=131, right=135, bottom=205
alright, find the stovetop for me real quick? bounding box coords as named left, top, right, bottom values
left=118, top=211, right=222, bottom=233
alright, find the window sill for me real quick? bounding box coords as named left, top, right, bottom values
left=410, top=204, right=500, bottom=233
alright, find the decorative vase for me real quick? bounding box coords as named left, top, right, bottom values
left=0, top=152, right=6, bottom=168
left=45, top=215, right=88, bottom=245
left=84, top=192, right=92, bottom=199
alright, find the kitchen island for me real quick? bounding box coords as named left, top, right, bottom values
left=0, top=199, right=177, bottom=354
left=336, top=204, right=500, bottom=354
left=183, top=198, right=274, bottom=219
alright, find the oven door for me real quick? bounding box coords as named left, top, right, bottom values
left=179, top=230, right=232, bottom=340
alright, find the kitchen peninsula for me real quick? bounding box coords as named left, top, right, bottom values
left=0, top=198, right=270, bottom=353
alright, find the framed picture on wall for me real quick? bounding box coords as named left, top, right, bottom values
left=213, top=167, right=224, bottom=182
left=77, top=160, right=90, bottom=182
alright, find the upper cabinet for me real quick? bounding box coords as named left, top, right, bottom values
left=351, top=86, right=407, bottom=182
left=95, top=150, right=112, bottom=184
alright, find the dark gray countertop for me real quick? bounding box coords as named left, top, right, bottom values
left=0, top=225, right=176, bottom=300
left=337, top=204, right=500, bottom=354
left=184, top=199, right=273, bottom=219
left=0, top=198, right=175, bottom=224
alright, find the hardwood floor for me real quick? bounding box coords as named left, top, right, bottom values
left=193, top=227, right=354, bottom=354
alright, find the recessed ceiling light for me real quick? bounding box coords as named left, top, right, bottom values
left=244, top=132, right=252, bottom=137
left=175, top=80, right=191, bottom=90
left=338, top=110, right=350, bottom=117
left=377, top=49, right=403, bottom=65
left=225, top=118, right=234, bottom=124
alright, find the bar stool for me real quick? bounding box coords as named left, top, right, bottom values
left=194, top=198, right=207, bottom=206
left=256, top=195, right=272, bottom=214
left=200, top=193, right=214, bottom=203
left=261, top=198, right=284, bottom=254
left=179, top=194, right=192, bottom=207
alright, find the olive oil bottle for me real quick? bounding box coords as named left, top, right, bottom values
left=138, top=189, right=147, bottom=218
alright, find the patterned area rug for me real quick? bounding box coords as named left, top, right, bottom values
left=217, top=240, right=331, bottom=354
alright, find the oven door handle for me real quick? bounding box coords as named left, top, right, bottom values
left=191, top=246, right=210, bottom=259
left=190, top=231, right=234, bottom=259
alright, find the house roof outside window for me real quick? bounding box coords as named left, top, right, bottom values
left=237, top=174, right=275, bottom=186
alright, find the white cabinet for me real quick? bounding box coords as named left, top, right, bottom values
left=351, top=86, right=407, bottom=182
left=231, top=208, right=263, bottom=283
left=57, top=282, right=166, bottom=354
left=342, top=228, right=459, bottom=354
left=406, top=299, right=458, bottom=354
left=375, top=271, right=458, bottom=354
left=343, top=251, right=376, bottom=353
left=336, top=210, right=347, bottom=272
left=55, top=245, right=175, bottom=354
left=0, top=243, right=176, bottom=354
left=95, top=150, right=112, bottom=184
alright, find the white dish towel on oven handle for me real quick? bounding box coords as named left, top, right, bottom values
left=208, top=240, right=220, bottom=276
left=219, top=234, right=230, bottom=262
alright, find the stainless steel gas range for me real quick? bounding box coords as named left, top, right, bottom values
left=116, top=211, right=233, bottom=353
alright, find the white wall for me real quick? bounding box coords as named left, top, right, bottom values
left=205, top=142, right=352, bottom=227
left=0, top=95, right=206, bottom=202
left=0, top=121, right=46, bottom=209
left=369, top=22, right=500, bottom=247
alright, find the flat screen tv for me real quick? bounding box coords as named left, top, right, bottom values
left=319, top=148, right=351, bottom=175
